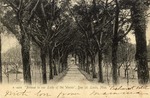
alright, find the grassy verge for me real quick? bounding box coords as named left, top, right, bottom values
left=78, top=69, right=93, bottom=81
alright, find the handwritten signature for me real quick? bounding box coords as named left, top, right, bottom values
left=4, top=90, right=80, bottom=98
left=3, top=86, right=149, bottom=97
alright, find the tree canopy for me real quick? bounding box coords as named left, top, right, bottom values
left=0, top=0, right=150, bottom=84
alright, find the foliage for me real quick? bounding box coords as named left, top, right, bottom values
left=0, top=0, right=149, bottom=84
left=2, top=45, right=21, bottom=64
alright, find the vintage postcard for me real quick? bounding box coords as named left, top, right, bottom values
left=0, top=0, right=150, bottom=98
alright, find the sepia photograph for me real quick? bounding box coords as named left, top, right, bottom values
left=0, top=0, right=150, bottom=98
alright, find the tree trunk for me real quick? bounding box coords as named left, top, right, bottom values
left=18, top=15, right=32, bottom=84
left=91, top=58, right=97, bottom=78
left=58, top=62, right=61, bottom=73
left=112, top=0, right=119, bottom=84
left=106, top=63, right=109, bottom=84
left=61, top=62, right=64, bottom=72
left=112, top=41, right=119, bottom=84
left=98, top=50, right=104, bottom=82
left=79, top=54, right=83, bottom=69
left=53, top=61, right=58, bottom=75
left=64, top=54, right=68, bottom=70
left=83, top=56, right=86, bottom=71
left=40, top=48, right=47, bottom=84
left=6, top=67, right=9, bottom=83
left=58, top=57, right=62, bottom=73
left=124, top=69, right=127, bottom=78
left=16, top=66, right=18, bottom=82
left=21, top=33, right=32, bottom=84
left=74, top=54, right=76, bottom=65
left=127, top=67, right=129, bottom=85
left=58, top=50, right=61, bottom=73
left=49, top=48, right=53, bottom=80
left=131, top=0, right=149, bottom=84
left=86, top=53, right=90, bottom=74
left=53, top=52, right=58, bottom=75
left=118, top=68, right=120, bottom=77
left=0, top=31, right=2, bottom=83
left=118, top=64, right=123, bottom=77
left=81, top=57, right=84, bottom=70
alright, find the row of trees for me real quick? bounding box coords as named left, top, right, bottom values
left=0, top=0, right=150, bottom=85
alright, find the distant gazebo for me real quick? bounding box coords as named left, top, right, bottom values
left=70, top=57, right=75, bottom=65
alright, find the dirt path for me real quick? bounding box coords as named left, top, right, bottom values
left=59, top=64, right=91, bottom=84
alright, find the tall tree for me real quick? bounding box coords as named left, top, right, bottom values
left=0, top=24, right=2, bottom=83
left=1, top=0, right=35, bottom=84
left=111, top=0, right=120, bottom=84
left=0, top=2, right=2, bottom=83
left=28, top=0, right=70, bottom=83
left=111, top=0, right=133, bottom=84
left=131, top=0, right=149, bottom=84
